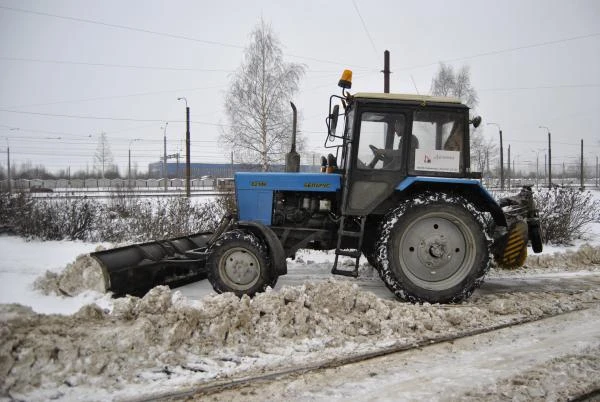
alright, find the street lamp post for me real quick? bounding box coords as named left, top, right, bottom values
left=539, top=126, right=551, bottom=187
left=128, top=139, right=142, bottom=188
left=486, top=123, right=504, bottom=190
left=162, top=122, right=169, bottom=192
left=5, top=138, right=10, bottom=194
left=177, top=97, right=191, bottom=198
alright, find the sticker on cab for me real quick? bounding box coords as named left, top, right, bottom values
left=414, top=149, right=460, bottom=173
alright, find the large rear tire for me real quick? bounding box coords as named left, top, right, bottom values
left=207, top=230, right=275, bottom=297
left=375, top=193, right=490, bottom=303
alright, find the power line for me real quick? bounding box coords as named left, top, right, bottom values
left=395, top=31, right=600, bottom=72
left=9, top=135, right=220, bottom=145
left=480, top=84, right=600, bottom=92
left=0, top=56, right=355, bottom=75
left=0, top=108, right=172, bottom=123
left=0, top=108, right=335, bottom=133
left=0, top=5, right=373, bottom=69
left=0, top=56, right=235, bottom=72
left=1, top=85, right=227, bottom=109
left=352, top=0, right=378, bottom=57
left=0, top=5, right=245, bottom=49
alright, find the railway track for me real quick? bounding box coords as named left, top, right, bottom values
left=130, top=295, right=600, bottom=402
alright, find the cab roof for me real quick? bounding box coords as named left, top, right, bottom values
left=353, top=92, right=463, bottom=105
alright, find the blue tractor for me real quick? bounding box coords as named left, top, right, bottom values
left=92, top=71, right=542, bottom=303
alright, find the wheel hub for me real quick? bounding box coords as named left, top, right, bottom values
left=221, top=248, right=260, bottom=287
left=425, top=235, right=448, bottom=259
left=399, top=214, right=471, bottom=287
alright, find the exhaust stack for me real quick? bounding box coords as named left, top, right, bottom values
left=285, top=101, right=300, bottom=173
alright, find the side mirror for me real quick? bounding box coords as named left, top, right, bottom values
left=470, top=116, right=482, bottom=128
left=328, top=104, right=339, bottom=136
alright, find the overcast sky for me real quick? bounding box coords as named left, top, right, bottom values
left=0, top=0, right=599, bottom=176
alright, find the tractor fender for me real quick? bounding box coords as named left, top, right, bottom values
left=237, top=220, right=287, bottom=275
left=397, top=176, right=507, bottom=227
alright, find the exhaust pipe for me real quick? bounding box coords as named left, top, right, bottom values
left=285, top=101, right=300, bottom=173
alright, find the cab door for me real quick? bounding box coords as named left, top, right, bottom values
left=344, top=106, right=411, bottom=216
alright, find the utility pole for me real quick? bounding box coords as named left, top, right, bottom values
left=539, top=126, right=551, bottom=187
left=486, top=123, right=504, bottom=190
left=535, top=152, right=539, bottom=188
left=544, top=153, right=547, bottom=185
left=580, top=139, right=584, bottom=190
left=3, top=127, right=19, bottom=193
left=507, top=144, right=511, bottom=190
left=382, top=50, right=390, bottom=93
left=6, top=141, right=10, bottom=194
left=596, top=155, right=598, bottom=188
left=548, top=131, right=552, bottom=187
left=513, top=158, right=515, bottom=182
left=178, top=97, right=191, bottom=197
left=128, top=148, right=131, bottom=188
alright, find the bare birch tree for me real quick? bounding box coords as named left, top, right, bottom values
left=221, top=20, right=305, bottom=171
left=431, top=63, right=494, bottom=177
left=431, top=63, right=478, bottom=108
left=94, top=132, right=114, bottom=179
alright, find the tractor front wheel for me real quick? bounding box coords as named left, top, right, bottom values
left=207, top=230, right=274, bottom=297
left=375, top=194, right=490, bottom=303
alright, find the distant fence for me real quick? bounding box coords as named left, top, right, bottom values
left=1, top=177, right=597, bottom=193
left=0, top=178, right=217, bottom=191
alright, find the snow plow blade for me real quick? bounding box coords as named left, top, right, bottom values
left=91, top=233, right=213, bottom=297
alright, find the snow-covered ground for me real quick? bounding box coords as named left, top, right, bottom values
left=1, top=190, right=600, bottom=401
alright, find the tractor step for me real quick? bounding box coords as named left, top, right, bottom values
left=339, top=230, right=361, bottom=238
left=335, top=249, right=362, bottom=258
left=331, top=215, right=366, bottom=279
left=331, top=267, right=359, bottom=278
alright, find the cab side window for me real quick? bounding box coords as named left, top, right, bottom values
left=411, top=111, right=464, bottom=173
left=356, top=112, right=407, bottom=171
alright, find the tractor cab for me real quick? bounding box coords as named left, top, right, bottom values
left=326, top=71, right=479, bottom=217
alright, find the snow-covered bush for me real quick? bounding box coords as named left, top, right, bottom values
left=0, top=192, right=32, bottom=231
left=117, top=197, right=223, bottom=242
left=0, top=191, right=225, bottom=242
left=535, top=187, right=600, bottom=245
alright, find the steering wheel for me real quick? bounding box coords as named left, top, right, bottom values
left=368, top=144, right=386, bottom=168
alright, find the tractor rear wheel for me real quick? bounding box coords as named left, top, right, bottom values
left=375, top=194, right=490, bottom=303
left=207, top=230, right=275, bottom=297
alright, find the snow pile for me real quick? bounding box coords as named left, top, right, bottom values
left=2, top=281, right=599, bottom=401
left=33, top=253, right=107, bottom=296
left=456, top=345, right=600, bottom=401
left=489, top=244, right=600, bottom=277
left=525, top=243, right=600, bottom=269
